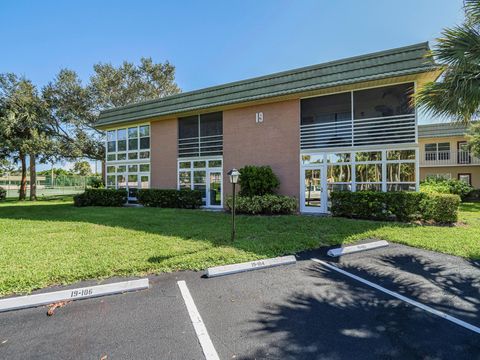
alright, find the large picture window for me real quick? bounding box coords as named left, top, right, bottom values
left=178, top=112, right=222, bottom=157
left=300, top=83, right=416, bottom=149
left=105, top=124, right=151, bottom=198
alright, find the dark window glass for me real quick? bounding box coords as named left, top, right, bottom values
left=200, top=112, right=222, bottom=136
left=139, top=151, right=150, bottom=159
left=179, top=116, right=199, bottom=139
left=301, top=92, right=351, bottom=125
left=354, top=83, right=414, bottom=119
left=107, top=141, right=116, bottom=153
left=117, top=140, right=126, bottom=152
left=129, top=138, right=138, bottom=150
left=140, top=137, right=150, bottom=149
left=438, top=142, right=450, bottom=151
left=425, top=143, right=437, bottom=152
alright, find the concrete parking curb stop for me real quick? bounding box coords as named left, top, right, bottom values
left=206, top=255, right=297, bottom=278
left=0, top=278, right=149, bottom=313
left=327, top=240, right=389, bottom=257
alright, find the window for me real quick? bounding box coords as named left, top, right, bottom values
left=327, top=165, right=351, bottom=183
left=178, top=112, right=223, bottom=157
left=425, top=143, right=450, bottom=161
left=300, top=83, right=415, bottom=150
left=178, top=158, right=223, bottom=207
left=104, top=124, right=150, bottom=196
left=139, top=151, right=149, bottom=159
left=208, top=160, right=222, bottom=168
left=387, top=163, right=415, bottom=182
left=355, top=164, right=382, bottom=183
left=117, top=129, right=127, bottom=151
left=326, top=153, right=350, bottom=163
left=355, top=151, right=381, bottom=162
left=178, top=116, right=199, bottom=139
left=353, top=84, right=415, bottom=146
left=301, top=92, right=352, bottom=148
left=353, top=83, right=413, bottom=119
left=302, top=148, right=417, bottom=195
left=387, top=150, right=415, bottom=161
left=457, top=141, right=471, bottom=164
left=301, top=154, right=323, bottom=165
left=458, top=173, right=471, bottom=185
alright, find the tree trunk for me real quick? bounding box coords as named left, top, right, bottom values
left=19, top=153, right=27, bottom=200
left=29, top=153, right=37, bottom=201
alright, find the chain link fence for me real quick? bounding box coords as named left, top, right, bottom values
left=0, top=174, right=100, bottom=198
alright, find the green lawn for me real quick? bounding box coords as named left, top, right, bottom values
left=0, top=197, right=479, bottom=296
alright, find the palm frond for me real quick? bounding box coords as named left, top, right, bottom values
left=464, top=0, right=480, bottom=26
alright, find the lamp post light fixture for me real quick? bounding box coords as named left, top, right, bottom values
left=227, top=168, right=240, bottom=242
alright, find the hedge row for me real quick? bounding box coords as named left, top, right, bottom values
left=226, top=194, right=297, bottom=215
left=74, top=189, right=127, bottom=207
left=330, top=191, right=460, bottom=224
left=136, top=189, right=202, bottom=208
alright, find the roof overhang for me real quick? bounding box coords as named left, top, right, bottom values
left=96, top=42, right=443, bottom=130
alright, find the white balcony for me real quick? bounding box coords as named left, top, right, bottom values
left=420, top=150, right=480, bottom=167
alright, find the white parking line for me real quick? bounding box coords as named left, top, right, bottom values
left=312, top=258, right=480, bottom=335
left=177, top=280, right=220, bottom=360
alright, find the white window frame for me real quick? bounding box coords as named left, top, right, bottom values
left=300, top=146, right=418, bottom=213
left=177, top=156, right=223, bottom=208
left=105, top=123, right=151, bottom=197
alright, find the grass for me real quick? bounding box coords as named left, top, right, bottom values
left=0, top=196, right=479, bottom=296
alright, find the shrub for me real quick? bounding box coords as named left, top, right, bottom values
left=73, top=189, right=127, bottom=207
left=238, top=165, right=280, bottom=197
left=136, top=189, right=202, bottom=209
left=420, top=177, right=473, bottom=200
left=88, top=177, right=104, bottom=189
left=330, top=191, right=424, bottom=221
left=0, top=187, right=6, bottom=201
left=420, top=193, right=460, bottom=224
left=330, top=191, right=459, bottom=224
left=226, top=194, right=297, bottom=215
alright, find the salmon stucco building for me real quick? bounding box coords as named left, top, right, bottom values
left=96, top=42, right=443, bottom=213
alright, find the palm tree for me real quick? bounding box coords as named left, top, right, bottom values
left=416, top=0, right=480, bottom=123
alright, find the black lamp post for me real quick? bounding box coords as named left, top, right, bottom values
left=227, top=168, right=240, bottom=242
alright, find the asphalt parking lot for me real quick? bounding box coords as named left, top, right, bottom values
left=0, top=243, right=479, bottom=360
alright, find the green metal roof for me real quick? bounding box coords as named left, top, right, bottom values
left=97, top=42, right=438, bottom=127
left=418, top=122, right=469, bottom=138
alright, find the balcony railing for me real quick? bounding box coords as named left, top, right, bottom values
left=420, top=150, right=480, bottom=166
left=300, top=114, right=416, bottom=150
left=178, top=134, right=223, bottom=158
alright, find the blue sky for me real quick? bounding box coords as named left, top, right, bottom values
left=0, top=0, right=465, bottom=170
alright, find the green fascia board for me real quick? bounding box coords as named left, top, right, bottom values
left=97, top=42, right=439, bottom=127
left=418, top=123, right=469, bottom=138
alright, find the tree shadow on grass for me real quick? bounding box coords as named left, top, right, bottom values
left=241, top=262, right=480, bottom=360
left=0, top=203, right=395, bottom=258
